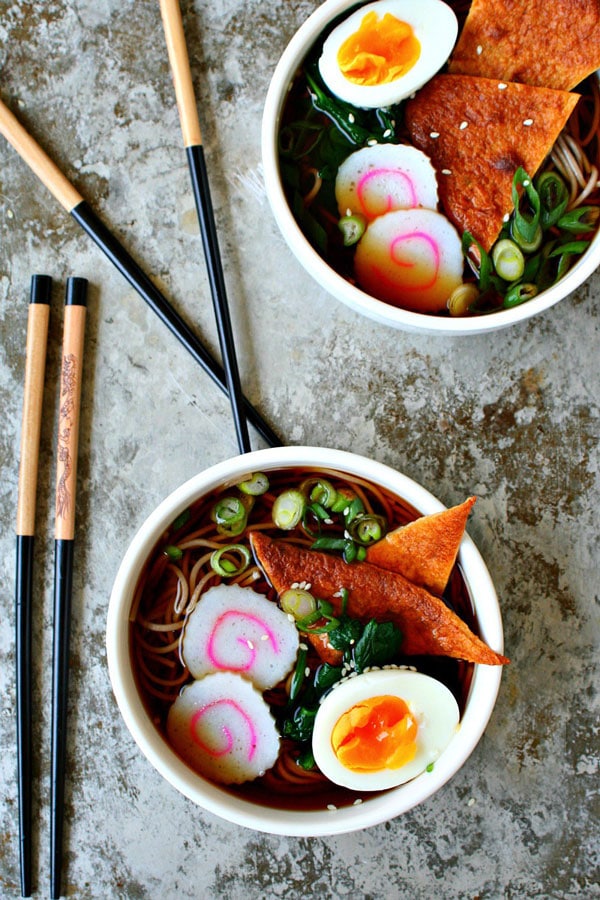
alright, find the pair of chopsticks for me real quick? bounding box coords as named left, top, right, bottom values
left=15, top=276, right=87, bottom=899
left=0, top=0, right=280, bottom=453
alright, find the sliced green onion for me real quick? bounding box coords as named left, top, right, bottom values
left=503, top=282, right=538, bottom=308
left=511, top=167, right=541, bottom=244
left=171, top=508, right=191, bottom=531
left=356, top=545, right=367, bottom=561
left=331, top=491, right=354, bottom=514
left=548, top=240, right=591, bottom=258
left=492, top=239, right=525, bottom=282
left=210, top=544, right=251, bottom=577
left=310, top=536, right=348, bottom=552
left=343, top=541, right=358, bottom=563
left=536, top=172, right=569, bottom=229
left=462, top=231, right=493, bottom=291
left=343, top=496, right=365, bottom=526
left=301, top=478, right=337, bottom=508
left=338, top=213, right=367, bottom=246
left=447, top=283, right=479, bottom=317
left=348, top=514, right=385, bottom=545
left=272, top=489, right=305, bottom=530
left=557, top=206, right=599, bottom=234
left=289, top=646, right=308, bottom=701
left=211, top=496, right=247, bottom=536
left=163, top=545, right=183, bottom=561
left=237, top=472, right=269, bottom=496
left=280, top=588, right=317, bottom=620
left=510, top=220, right=542, bottom=253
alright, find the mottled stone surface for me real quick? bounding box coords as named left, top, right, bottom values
left=0, top=2, right=598, bottom=898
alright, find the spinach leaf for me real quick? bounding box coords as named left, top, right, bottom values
left=354, top=620, right=403, bottom=672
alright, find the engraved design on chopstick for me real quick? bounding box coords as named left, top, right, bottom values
left=56, top=353, right=78, bottom=522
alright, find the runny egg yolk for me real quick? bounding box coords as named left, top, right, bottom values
left=337, top=12, right=421, bottom=87
left=331, top=694, right=418, bottom=772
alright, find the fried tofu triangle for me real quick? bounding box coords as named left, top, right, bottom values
left=449, top=0, right=600, bottom=92
left=405, top=74, right=579, bottom=250
left=250, top=532, right=508, bottom=666
left=366, top=497, right=476, bottom=596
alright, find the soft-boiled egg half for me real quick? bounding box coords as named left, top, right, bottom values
left=312, top=669, right=460, bottom=790
left=318, top=0, right=459, bottom=109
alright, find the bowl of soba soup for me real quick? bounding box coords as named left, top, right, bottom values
left=261, top=0, right=600, bottom=335
left=106, top=446, right=506, bottom=835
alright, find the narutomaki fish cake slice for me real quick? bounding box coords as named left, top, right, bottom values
left=405, top=74, right=580, bottom=250
left=448, top=0, right=600, bottom=91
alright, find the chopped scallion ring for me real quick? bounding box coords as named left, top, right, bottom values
left=210, top=544, right=251, bottom=577
left=503, top=282, right=538, bottom=308
left=237, top=472, right=269, bottom=496
left=301, top=478, right=337, bottom=508
left=349, top=514, right=385, bottom=545
left=272, top=489, right=305, bottom=530
left=163, top=545, right=183, bottom=561
left=280, top=588, right=317, bottom=620
left=492, top=239, right=525, bottom=282
left=338, top=213, right=367, bottom=247
left=211, top=496, right=247, bottom=536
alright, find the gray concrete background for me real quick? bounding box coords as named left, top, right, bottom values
left=0, top=1, right=598, bottom=897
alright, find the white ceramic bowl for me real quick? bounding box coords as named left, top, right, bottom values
left=106, top=446, right=504, bottom=835
left=261, top=0, right=600, bottom=335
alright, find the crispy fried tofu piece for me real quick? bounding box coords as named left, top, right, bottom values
left=449, top=0, right=600, bottom=91
left=365, top=497, right=476, bottom=596
left=250, top=532, right=508, bottom=666
left=405, top=74, right=580, bottom=250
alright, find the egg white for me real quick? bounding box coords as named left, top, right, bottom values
left=312, top=668, right=460, bottom=790
left=318, top=0, right=459, bottom=109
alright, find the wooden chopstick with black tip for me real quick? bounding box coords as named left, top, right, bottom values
left=50, top=277, right=87, bottom=900
left=0, top=97, right=281, bottom=449
left=15, top=274, right=52, bottom=899
left=159, top=0, right=252, bottom=453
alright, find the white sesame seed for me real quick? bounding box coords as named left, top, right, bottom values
left=247, top=640, right=254, bottom=650
left=353, top=798, right=363, bottom=806
left=523, top=179, right=531, bottom=187
left=498, top=82, right=507, bottom=90
left=441, top=168, right=452, bottom=175
left=523, top=118, right=534, bottom=126
left=7, top=209, right=14, bottom=219
left=430, top=131, right=440, bottom=139
left=327, top=804, right=337, bottom=811
left=476, top=44, right=483, bottom=55
left=503, top=213, right=510, bottom=222
left=305, top=583, right=312, bottom=591
left=287, top=613, right=295, bottom=622
left=348, top=113, right=355, bottom=123
left=299, top=642, right=308, bottom=651
left=383, top=128, right=392, bottom=138
left=291, top=582, right=299, bottom=590
left=367, top=138, right=377, bottom=146
left=261, top=633, right=269, bottom=641
left=459, top=121, right=468, bottom=130
left=304, top=667, right=311, bottom=677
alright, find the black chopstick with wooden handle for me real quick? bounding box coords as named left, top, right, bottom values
left=159, top=0, right=251, bottom=453
left=50, top=277, right=87, bottom=900
left=15, top=274, right=52, bottom=899
left=0, top=97, right=281, bottom=449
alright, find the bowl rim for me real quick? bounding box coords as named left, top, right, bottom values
left=106, top=446, right=504, bottom=836
left=260, top=0, right=600, bottom=336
